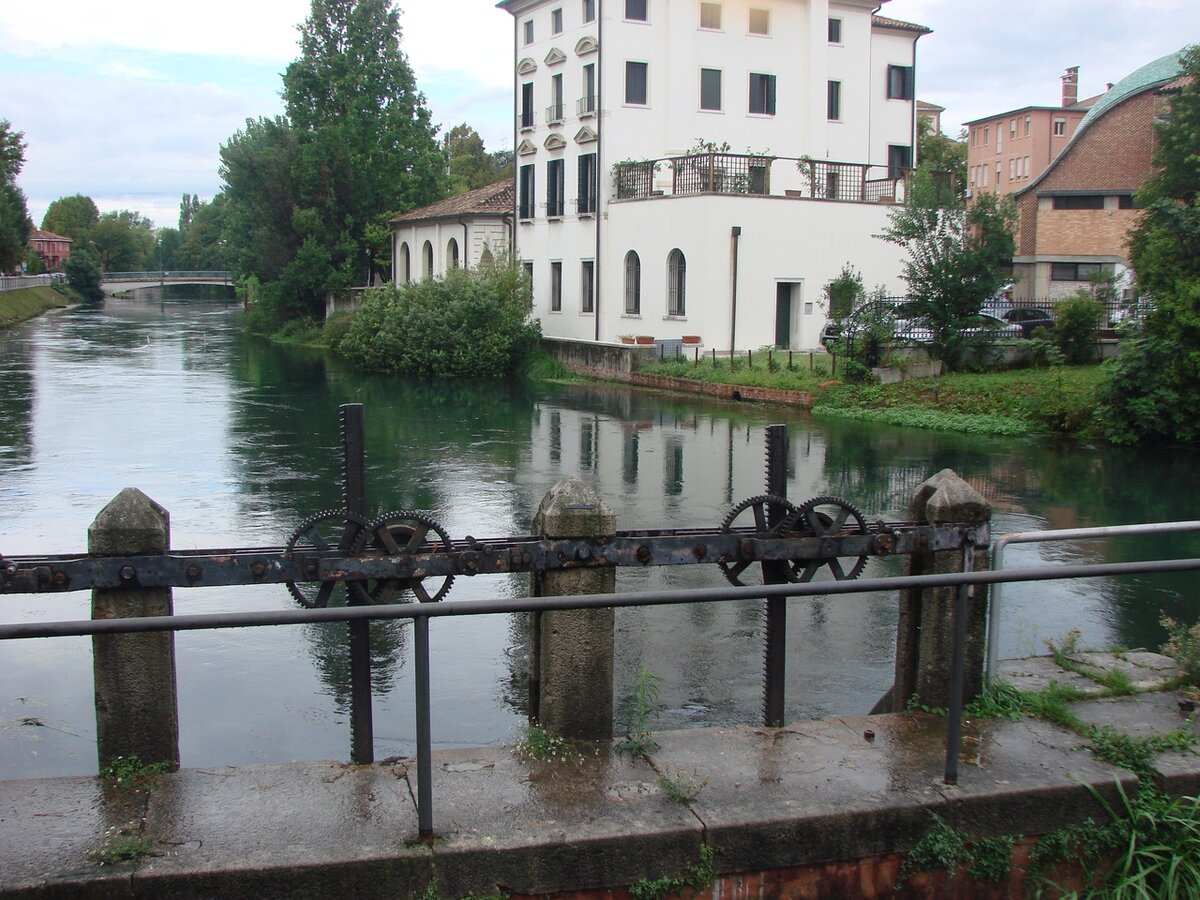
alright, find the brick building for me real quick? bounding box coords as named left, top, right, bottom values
left=1010, top=51, right=1186, bottom=301
left=964, top=67, right=1097, bottom=200
left=28, top=230, right=73, bottom=271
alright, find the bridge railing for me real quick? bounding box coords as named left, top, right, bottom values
left=0, top=273, right=65, bottom=293
left=100, top=271, right=232, bottom=282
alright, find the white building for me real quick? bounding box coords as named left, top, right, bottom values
left=497, top=0, right=928, bottom=350
left=390, top=181, right=514, bottom=283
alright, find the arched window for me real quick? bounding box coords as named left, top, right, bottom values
left=423, top=241, right=434, bottom=279
left=624, top=251, right=641, bottom=315
left=667, top=249, right=686, bottom=316
left=447, top=238, right=460, bottom=269
left=398, top=242, right=411, bottom=284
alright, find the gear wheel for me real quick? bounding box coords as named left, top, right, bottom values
left=349, top=511, right=455, bottom=604
left=284, top=510, right=370, bottom=608
left=717, top=494, right=800, bottom=586
left=789, top=496, right=868, bottom=582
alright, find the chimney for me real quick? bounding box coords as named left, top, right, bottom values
left=1062, top=66, right=1080, bottom=106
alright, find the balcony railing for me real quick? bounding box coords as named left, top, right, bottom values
left=545, top=103, right=565, bottom=125
left=611, top=153, right=915, bottom=205
left=577, top=94, right=597, bottom=117
left=519, top=110, right=535, bottom=130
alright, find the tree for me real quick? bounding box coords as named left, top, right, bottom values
left=444, top=123, right=505, bottom=194
left=63, top=246, right=104, bottom=301
left=0, top=120, right=31, bottom=272
left=879, top=168, right=1017, bottom=369
left=173, top=195, right=230, bottom=271
left=281, top=0, right=445, bottom=299
left=41, top=194, right=100, bottom=240
left=89, top=210, right=155, bottom=271
left=1098, top=45, right=1200, bottom=445
left=917, top=118, right=967, bottom=192
left=178, top=194, right=201, bottom=233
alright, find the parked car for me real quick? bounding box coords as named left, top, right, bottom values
left=896, top=312, right=1023, bottom=344
left=999, top=307, right=1055, bottom=338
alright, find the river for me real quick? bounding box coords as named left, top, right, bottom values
left=1, top=290, right=1197, bottom=779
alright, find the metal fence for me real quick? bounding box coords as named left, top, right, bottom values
left=0, top=273, right=64, bottom=293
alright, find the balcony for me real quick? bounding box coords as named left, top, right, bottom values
left=518, top=110, right=535, bottom=131
left=611, top=153, right=913, bottom=205
left=545, top=103, right=565, bottom=125
left=577, top=94, right=597, bottom=117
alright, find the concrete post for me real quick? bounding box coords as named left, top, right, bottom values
left=90, top=488, right=180, bottom=771
left=529, top=475, right=616, bottom=740
left=891, top=469, right=991, bottom=712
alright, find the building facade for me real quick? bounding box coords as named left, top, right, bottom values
left=498, top=0, right=927, bottom=350
left=963, top=67, right=1097, bottom=200
left=390, top=181, right=514, bottom=284
left=1010, top=52, right=1185, bottom=301
left=28, top=230, right=73, bottom=271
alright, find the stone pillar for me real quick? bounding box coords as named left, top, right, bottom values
left=90, top=488, right=180, bottom=771
left=530, top=475, right=616, bottom=740
left=892, top=469, right=991, bottom=712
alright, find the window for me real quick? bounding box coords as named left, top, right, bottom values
left=398, top=242, right=410, bottom=283
left=827, top=80, right=840, bottom=120
left=1053, top=118, right=1066, bottom=136
left=422, top=241, right=433, bottom=279
left=1051, top=262, right=1102, bottom=282
left=1010, top=119, right=1016, bottom=138
left=550, top=261, right=563, bottom=310
left=583, top=0, right=595, bottom=23
left=580, top=63, right=596, bottom=115
left=1053, top=194, right=1105, bottom=210
left=996, top=129, right=1002, bottom=153
left=1009, top=159, right=1015, bottom=181
left=625, top=0, right=647, bottom=21
left=520, top=82, right=534, bottom=129
left=581, top=261, right=594, bottom=313
left=667, top=249, right=686, bottom=316
left=1118, top=194, right=1136, bottom=209
left=519, top=164, right=535, bottom=219
left=700, top=68, right=722, bottom=111
left=447, top=238, right=459, bottom=269
left=625, top=61, right=648, bottom=105
left=523, top=19, right=534, bottom=45
left=886, top=65, right=913, bottom=100
left=700, top=2, right=721, bottom=29
left=1024, top=115, right=1031, bottom=136
left=749, top=72, right=776, bottom=115
left=748, top=8, right=769, bottom=35
left=624, top=251, right=641, bottom=314
left=551, top=8, right=563, bottom=34
left=522, top=260, right=533, bottom=286
left=887, top=144, right=911, bottom=179
left=1023, top=156, right=1030, bottom=178
left=546, top=158, right=565, bottom=217
left=827, top=17, right=841, bottom=43
left=983, top=126, right=989, bottom=145
left=548, top=74, right=564, bottom=123
left=577, top=153, right=597, bottom=214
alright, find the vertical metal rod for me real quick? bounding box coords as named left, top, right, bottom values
left=762, top=424, right=789, bottom=727
left=414, top=614, right=434, bottom=836
left=944, top=540, right=975, bottom=785
left=341, top=404, right=374, bottom=765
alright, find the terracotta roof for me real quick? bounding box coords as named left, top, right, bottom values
left=390, top=181, right=513, bottom=225
left=29, top=230, right=73, bottom=242
left=871, top=15, right=931, bottom=35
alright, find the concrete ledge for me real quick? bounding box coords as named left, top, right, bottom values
left=2, top=706, right=1165, bottom=899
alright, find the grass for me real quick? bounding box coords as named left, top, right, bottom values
left=514, top=723, right=581, bottom=762
left=99, top=755, right=171, bottom=785
left=0, top=285, right=74, bottom=327
left=89, top=836, right=155, bottom=867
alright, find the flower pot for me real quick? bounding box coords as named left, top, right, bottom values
left=635, top=335, right=655, bottom=345
left=619, top=335, right=636, bottom=344
left=681, top=335, right=701, bottom=344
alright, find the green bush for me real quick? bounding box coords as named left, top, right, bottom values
left=1052, top=294, right=1103, bottom=364
left=336, top=265, right=540, bottom=378
left=62, top=247, right=104, bottom=302
left=1096, top=333, right=1200, bottom=445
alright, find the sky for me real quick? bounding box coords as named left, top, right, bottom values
left=1, top=0, right=1193, bottom=232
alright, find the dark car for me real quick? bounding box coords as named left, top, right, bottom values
left=1000, top=307, right=1055, bottom=338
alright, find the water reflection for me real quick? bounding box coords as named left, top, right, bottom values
left=1, top=293, right=1197, bottom=780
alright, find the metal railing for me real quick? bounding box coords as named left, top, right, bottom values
left=4, top=554, right=1198, bottom=836
left=0, top=273, right=65, bottom=293
left=987, top=521, right=1200, bottom=683
left=100, top=271, right=231, bottom=282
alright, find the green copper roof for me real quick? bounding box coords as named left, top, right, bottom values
left=1074, top=49, right=1186, bottom=137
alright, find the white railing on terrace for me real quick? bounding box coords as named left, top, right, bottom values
left=0, top=273, right=65, bottom=293
left=611, top=153, right=924, bottom=205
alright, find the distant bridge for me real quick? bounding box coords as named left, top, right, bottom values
left=100, top=271, right=233, bottom=295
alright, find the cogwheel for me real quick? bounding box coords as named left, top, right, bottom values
left=349, top=511, right=455, bottom=604
left=717, top=494, right=800, bottom=586
left=790, top=495, right=868, bottom=582
left=284, top=510, right=370, bottom=608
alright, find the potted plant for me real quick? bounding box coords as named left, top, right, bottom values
left=635, top=335, right=655, bottom=345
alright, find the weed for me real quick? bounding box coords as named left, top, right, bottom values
left=618, top=666, right=663, bottom=757
left=658, top=768, right=708, bottom=805
left=896, top=816, right=1016, bottom=889
left=99, top=755, right=170, bottom=785
left=89, top=836, right=154, bottom=867
left=965, top=680, right=1025, bottom=720
left=629, top=844, right=717, bottom=900
left=514, top=723, right=579, bottom=762
left=904, top=693, right=948, bottom=716
left=1161, top=615, right=1200, bottom=686
left=969, top=834, right=1015, bottom=883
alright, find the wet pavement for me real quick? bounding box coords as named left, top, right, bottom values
left=1, top=653, right=1196, bottom=899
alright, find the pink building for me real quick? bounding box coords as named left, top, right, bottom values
left=28, top=230, right=73, bottom=271
left=964, top=66, right=1101, bottom=199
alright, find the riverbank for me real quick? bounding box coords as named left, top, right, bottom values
left=3, top=651, right=1195, bottom=899
left=0, top=285, right=74, bottom=328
